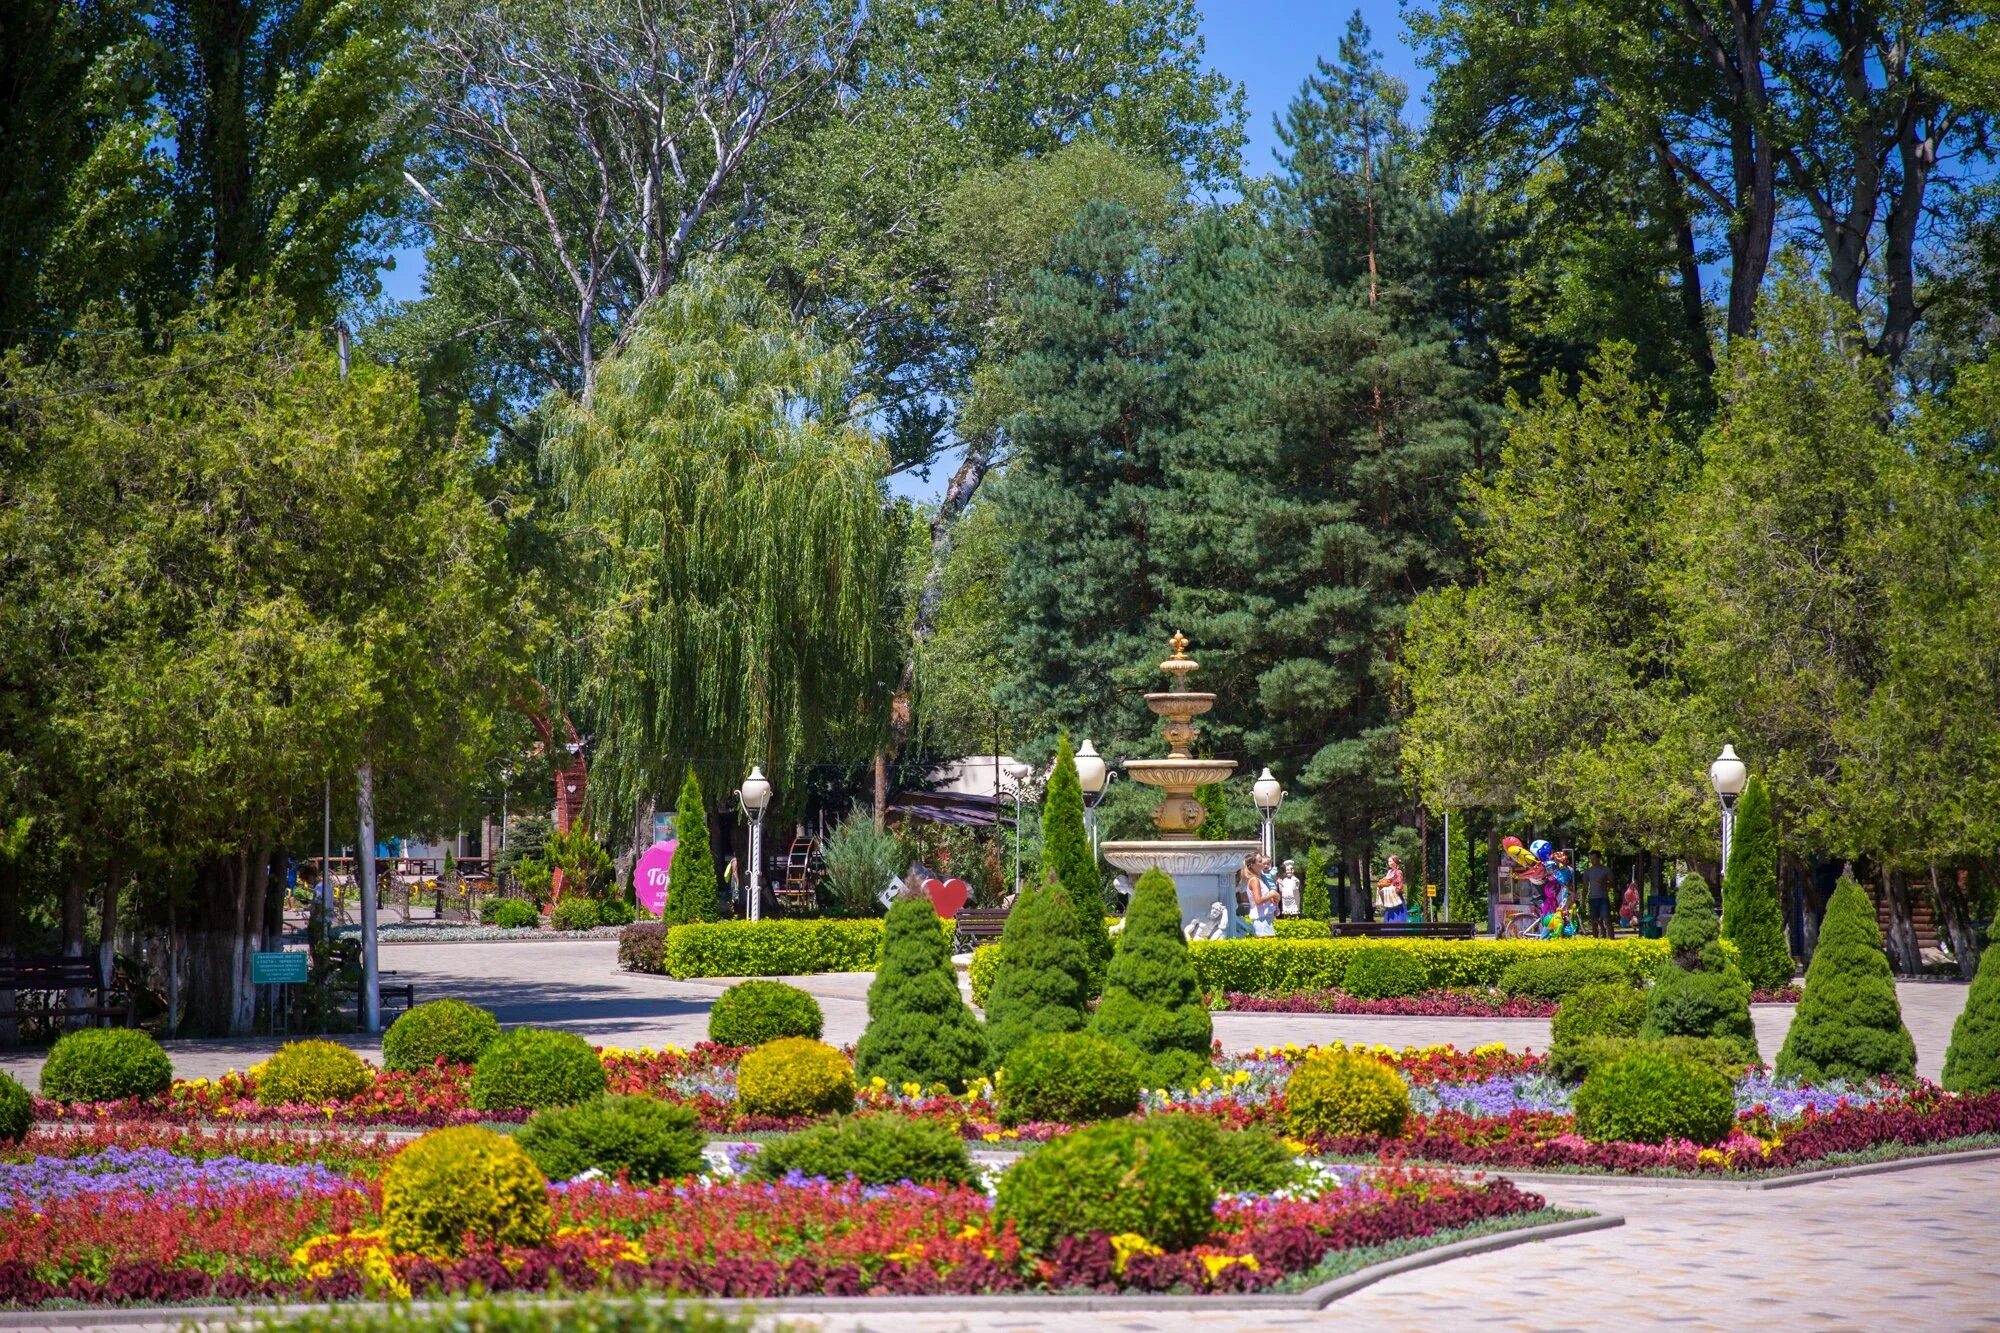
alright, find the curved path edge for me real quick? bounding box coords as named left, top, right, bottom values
left=0, top=1215, right=1621, bottom=1327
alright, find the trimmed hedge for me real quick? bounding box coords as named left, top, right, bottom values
left=1573, top=1045, right=1738, bottom=1146
left=381, top=1125, right=550, bottom=1258
left=469, top=1029, right=607, bottom=1112
left=382, top=999, right=502, bottom=1073
left=516, top=1094, right=704, bottom=1185
left=992, top=1120, right=1215, bottom=1255
left=255, top=1040, right=375, bottom=1106
left=737, top=1038, right=855, bottom=1119
left=1943, top=939, right=2000, bottom=1094
left=1343, top=947, right=1431, bottom=999
left=39, top=1029, right=173, bottom=1103
left=0, top=1072, right=29, bottom=1144
left=1775, top=876, right=1915, bottom=1084
left=854, top=897, right=989, bottom=1094
left=996, top=1031, right=1140, bottom=1127
left=1087, top=868, right=1212, bottom=1089
left=640, top=918, right=957, bottom=979
left=748, top=1113, right=976, bottom=1187
left=1284, top=1048, right=1410, bottom=1140
left=1186, top=936, right=1708, bottom=996
left=1496, top=951, right=1632, bottom=1000
left=708, top=980, right=823, bottom=1047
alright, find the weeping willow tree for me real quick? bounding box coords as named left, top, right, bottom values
left=545, top=266, right=901, bottom=832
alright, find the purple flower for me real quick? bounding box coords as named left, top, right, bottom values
left=0, top=1148, right=362, bottom=1206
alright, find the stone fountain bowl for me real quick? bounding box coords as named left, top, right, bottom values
left=1144, top=691, right=1215, bottom=717
left=1123, top=756, right=1238, bottom=789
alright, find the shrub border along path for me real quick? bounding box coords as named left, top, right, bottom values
left=0, top=1213, right=1619, bottom=1324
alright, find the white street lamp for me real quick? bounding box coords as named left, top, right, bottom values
left=1002, top=759, right=1033, bottom=896
left=1708, top=745, right=1748, bottom=878
left=1074, top=739, right=1116, bottom=865
left=1251, top=767, right=1286, bottom=864
left=737, top=766, right=773, bottom=923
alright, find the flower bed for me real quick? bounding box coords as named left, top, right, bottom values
left=1215, top=990, right=1558, bottom=1017
left=0, top=1145, right=1546, bottom=1307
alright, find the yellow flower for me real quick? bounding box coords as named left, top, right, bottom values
left=901, top=1081, right=923, bottom=1097
left=870, top=1076, right=889, bottom=1091
left=1108, top=1232, right=1163, bottom=1274
left=887, top=1241, right=926, bottom=1263
left=956, top=1223, right=983, bottom=1241
left=982, top=1131, right=1002, bottom=1142
left=1198, top=1252, right=1259, bottom=1280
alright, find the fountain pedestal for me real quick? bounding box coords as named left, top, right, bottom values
left=1098, top=633, right=1256, bottom=937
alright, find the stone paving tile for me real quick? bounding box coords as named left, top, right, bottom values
left=1, top=940, right=1975, bottom=1085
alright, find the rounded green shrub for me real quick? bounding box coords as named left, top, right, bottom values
left=1087, top=869, right=1213, bottom=1087
left=1142, top=1113, right=1300, bottom=1194
left=710, top=979, right=825, bottom=1048
left=469, top=1028, right=607, bottom=1112
left=488, top=898, right=539, bottom=929
left=597, top=898, right=638, bottom=927
left=854, top=897, right=989, bottom=1092
left=1497, top=951, right=1630, bottom=1000
left=1719, top=778, right=1794, bottom=991
left=981, top=884, right=1093, bottom=1068
left=736, top=1037, right=855, bottom=1119
left=1547, top=983, right=1649, bottom=1082
left=255, top=1039, right=375, bottom=1106
left=1775, top=875, right=1916, bottom=1084
left=996, top=1030, right=1140, bottom=1127
left=1559, top=1033, right=1751, bottom=1085
left=1943, top=937, right=2000, bottom=1093
left=1573, top=1045, right=1738, bottom=1145
left=748, top=1112, right=976, bottom=1186
left=1343, top=946, right=1431, bottom=999
left=516, top=1094, right=704, bottom=1184
left=993, top=1120, right=1216, bottom=1254
left=382, top=999, right=502, bottom=1073
left=1283, top=1048, right=1410, bottom=1141
left=0, top=1071, right=30, bottom=1144
left=549, top=896, right=602, bottom=931
left=1641, top=874, right=1759, bottom=1062
left=381, top=1125, right=552, bottom=1258
left=38, top=1028, right=173, bottom=1103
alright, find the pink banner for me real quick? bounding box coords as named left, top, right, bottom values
left=634, top=839, right=676, bottom=917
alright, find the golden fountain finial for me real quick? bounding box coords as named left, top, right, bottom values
left=1167, top=629, right=1190, bottom=660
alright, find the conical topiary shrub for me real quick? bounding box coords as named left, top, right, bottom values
left=855, top=895, right=991, bottom=1093
left=1720, top=777, right=1792, bottom=991
left=662, top=768, right=720, bottom=924
left=1301, top=846, right=1331, bottom=921
left=1043, top=732, right=1112, bottom=990
left=1942, top=940, right=2000, bottom=1093
left=1776, top=875, right=1916, bottom=1084
left=982, top=884, right=1092, bottom=1069
left=1088, top=868, right=1213, bottom=1088
left=1641, top=873, right=1759, bottom=1062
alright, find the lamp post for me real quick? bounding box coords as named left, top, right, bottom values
left=1074, top=740, right=1116, bottom=864
left=1252, top=767, right=1285, bottom=864
left=1708, top=745, right=1748, bottom=878
left=737, top=766, right=773, bottom=923
left=1002, top=759, right=1032, bottom=896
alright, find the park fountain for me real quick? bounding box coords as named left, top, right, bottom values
left=1101, top=632, right=1260, bottom=936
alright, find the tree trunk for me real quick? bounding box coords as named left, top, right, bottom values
left=98, top=874, right=120, bottom=1002
left=1655, top=134, right=1716, bottom=377
left=876, top=435, right=997, bottom=819
left=1879, top=864, right=1922, bottom=976
left=0, top=853, right=17, bottom=1045
left=1933, top=864, right=1981, bottom=981
left=62, top=860, right=87, bottom=1024
left=1486, top=826, right=1503, bottom=934
left=183, top=849, right=271, bottom=1036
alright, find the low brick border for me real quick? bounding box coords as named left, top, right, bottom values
left=1471, top=1143, right=2000, bottom=1192
left=0, top=1213, right=1620, bottom=1326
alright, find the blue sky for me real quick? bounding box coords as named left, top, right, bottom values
left=377, top=2, right=1430, bottom=306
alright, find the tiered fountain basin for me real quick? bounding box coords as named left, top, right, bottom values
left=1102, top=836, right=1259, bottom=936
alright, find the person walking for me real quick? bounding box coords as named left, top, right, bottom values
left=1585, top=850, right=1614, bottom=939
left=1374, top=855, right=1407, bottom=923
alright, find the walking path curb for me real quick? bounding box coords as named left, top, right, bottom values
left=0, top=1214, right=1622, bottom=1327
left=1481, top=1143, right=2000, bottom=1191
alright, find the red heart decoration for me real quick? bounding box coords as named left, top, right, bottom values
left=927, top=876, right=970, bottom=919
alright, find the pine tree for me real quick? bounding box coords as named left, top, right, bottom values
left=661, top=769, right=720, bottom=924
left=1641, top=873, right=1759, bottom=1061
left=1942, top=939, right=2000, bottom=1094
left=855, top=896, right=991, bottom=1093
left=1720, top=777, right=1792, bottom=990
left=982, top=884, right=1092, bottom=1069
left=1776, top=876, right=1917, bottom=1084
left=1087, top=869, right=1212, bottom=1088
left=1042, top=732, right=1111, bottom=987
left=1300, top=846, right=1332, bottom=921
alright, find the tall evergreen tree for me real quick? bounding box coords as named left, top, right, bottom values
left=662, top=770, right=719, bottom=925
left=856, top=896, right=990, bottom=1093
left=1942, top=937, right=2000, bottom=1094
left=1041, top=732, right=1112, bottom=986
left=1300, top=846, right=1332, bottom=921
left=982, top=885, right=1092, bottom=1068
left=1720, top=777, right=1791, bottom=990
left=1641, top=873, right=1759, bottom=1061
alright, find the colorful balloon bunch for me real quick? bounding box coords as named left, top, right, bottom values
left=1500, top=836, right=1578, bottom=938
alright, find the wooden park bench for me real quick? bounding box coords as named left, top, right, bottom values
left=952, top=907, right=1011, bottom=952
left=332, top=972, right=417, bottom=1025
left=0, top=955, right=133, bottom=1031
left=1328, top=920, right=1476, bottom=940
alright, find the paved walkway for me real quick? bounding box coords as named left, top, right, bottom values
left=13, top=1156, right=1999, bottom=1330
left=0, top=939, right=1973, bottom=1083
